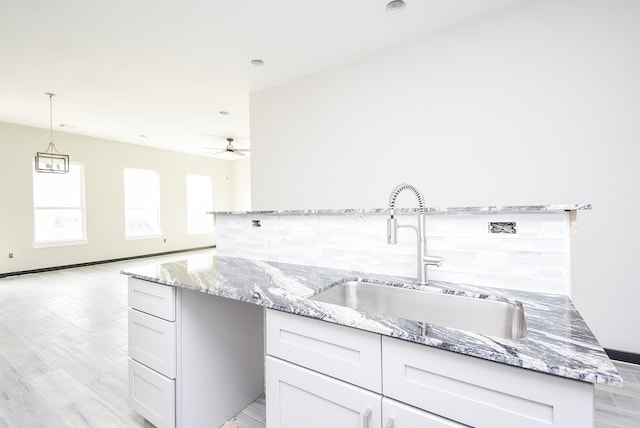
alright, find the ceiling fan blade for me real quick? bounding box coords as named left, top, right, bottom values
left=233, top=151, right=246, bottom=157
left=235, top=148, right=250, bottom=152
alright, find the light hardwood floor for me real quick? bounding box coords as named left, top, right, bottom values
left=1, top=250, right=638, bottom=427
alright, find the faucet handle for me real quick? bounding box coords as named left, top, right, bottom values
left=423, top=255, right=443, bottom=267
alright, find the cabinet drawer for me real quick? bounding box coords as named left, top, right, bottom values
left=128, top=309, right=176, bottom=378
left=382, top=337, right=593, bottom=428
left=266, top=309, right=381, bottom=393
left=129, top=358, right=175, bottom=428
left=128, top=278, right=175, bottom=321
left=382, top=398, right=466, bottom=428
left=266, top=356, right=381, bottom=428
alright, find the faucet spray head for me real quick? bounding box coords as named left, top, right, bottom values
left=387, top=216, right=398, bottom=244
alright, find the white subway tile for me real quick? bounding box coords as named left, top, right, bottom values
left=216, top=211, right=571, bottom=294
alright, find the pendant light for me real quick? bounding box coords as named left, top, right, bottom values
left=35, top=92, right=69, bottom=173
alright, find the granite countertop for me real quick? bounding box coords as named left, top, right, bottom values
left=122, top=254, right=621, bottom=386
left=209, top=203, right=591, bottom=216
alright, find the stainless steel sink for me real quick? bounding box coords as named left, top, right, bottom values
left=311, top=280, right=528, bottom=339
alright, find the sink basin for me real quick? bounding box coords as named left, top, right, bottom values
left=311, top=280, right=527, bottom=339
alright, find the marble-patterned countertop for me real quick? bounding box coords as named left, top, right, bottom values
left=122, top=254, right=620, bottom=386
left=209, top=203, right=591, bottom=216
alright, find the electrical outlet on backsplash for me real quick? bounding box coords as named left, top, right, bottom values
left=215, top=207, right=579, bottom=295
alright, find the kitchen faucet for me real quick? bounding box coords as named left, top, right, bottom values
left=387, top=183, right=443, bottom=285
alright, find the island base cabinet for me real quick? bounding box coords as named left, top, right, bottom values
left=178, top=290, right=265, bottom=428
left=382, top=398, right=468, bottom=428
left=266, top=356, right=381, bottom=428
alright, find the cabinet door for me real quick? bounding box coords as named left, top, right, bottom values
left=266, top=356, right=381, bottom=428
left=382, top=398, right=467, bottom=428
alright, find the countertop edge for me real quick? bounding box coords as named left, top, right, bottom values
left=208, top=204, right=591, bottom=216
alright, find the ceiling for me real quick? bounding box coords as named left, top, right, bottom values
left=0, top=0, right=527, bottom=159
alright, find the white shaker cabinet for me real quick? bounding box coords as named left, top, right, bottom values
left=127, top=277, right=264, bottom=428
left=266, top=356, right=381, bottom=428
left=128, top=278, right=177, bottom=428
left=266, top=309, right=382, bottom=428
left=266, top=308, right=595, bottom=428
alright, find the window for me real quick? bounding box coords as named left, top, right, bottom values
left=33, top=162, right=86, bottom=245
left=186, top=174, right=214, bottom=234
left=124, top=168, right=161, bottom=238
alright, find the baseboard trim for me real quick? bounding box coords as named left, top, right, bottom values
left=605, top=348, right=640, bottom=365
left=0, top=245, right=216, bottom=279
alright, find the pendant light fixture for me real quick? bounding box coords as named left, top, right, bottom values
left=35, top=92, right=69, bottom=173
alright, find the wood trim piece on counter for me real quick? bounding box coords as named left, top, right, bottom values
left=605, top=348, right=640, bottom=366
left=0, top=245, right=216, bottom=278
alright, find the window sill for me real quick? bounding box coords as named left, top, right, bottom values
left=33, top=239, right=88, bottom=249
left=124, top=234, right=162, bottom=241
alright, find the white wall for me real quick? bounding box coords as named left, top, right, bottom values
left=0, top=121, right=232, bottom=274
left=250, top=0, right=640, bottom=353
left=230, top=158, right=252, bottom=211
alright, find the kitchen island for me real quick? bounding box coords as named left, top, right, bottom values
left=122, top=254, right=621, bottom=428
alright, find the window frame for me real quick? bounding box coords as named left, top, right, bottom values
left=32, top=161, right=87, bottom=248
left=123, top=167, right=162, bottom=240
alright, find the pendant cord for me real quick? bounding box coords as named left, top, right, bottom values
left=48, top=93, right=54, bottom=145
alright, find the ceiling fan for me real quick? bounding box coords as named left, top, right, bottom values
left=205, top=137, right=250, bottom=157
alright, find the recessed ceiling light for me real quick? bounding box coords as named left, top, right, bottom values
left=386, top=0, right=406, bottom=13
left=219, top=110, right=229, bottom=115
left=250, top=59, right=265, bottom=66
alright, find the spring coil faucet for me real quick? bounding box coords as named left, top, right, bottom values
left=387, top=183, right=443, bottom=285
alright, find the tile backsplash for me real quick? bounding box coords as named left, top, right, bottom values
left=215, top=211, right=572, bottom=294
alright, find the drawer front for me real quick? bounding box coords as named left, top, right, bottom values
left=128, top=277, right=175, bottom=321
left=382, top=398, right=466, bottom=428
left=129, top=358, right=175, bottom=428
left=382, top=337, right=594, bottom=428
left=128, top=309, right=176, bottom=378
left=266, top=309, right=382, bottom=393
